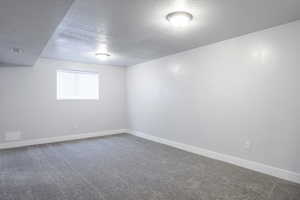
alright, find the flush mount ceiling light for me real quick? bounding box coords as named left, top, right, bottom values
left=166, top=11, right=193, bottom=27
left=95, top=52, right=110, bottom=60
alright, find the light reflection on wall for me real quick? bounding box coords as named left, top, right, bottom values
left=251, top=47, right=270, bottom=64
left=169, top=64, right=185, bottom=81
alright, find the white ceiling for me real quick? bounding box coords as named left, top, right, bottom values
left=2, top=0, right=300, bottom=67
left=0, top=0, right=74, bottom=66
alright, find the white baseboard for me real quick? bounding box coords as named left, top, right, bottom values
left=0, top=129, right=127, bottom=150
left=129, top=130, right=300, bottom=184
left=1, top=129, right=299, bottom=184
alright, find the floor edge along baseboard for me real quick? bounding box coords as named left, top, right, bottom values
left=0, top=129, right=128, bottom=150
left=0, top=129, right=299, bottom=184
left=128, top=130, right=300, bottom=184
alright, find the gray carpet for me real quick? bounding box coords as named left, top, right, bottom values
left=0, top=134, right=299, bottom=200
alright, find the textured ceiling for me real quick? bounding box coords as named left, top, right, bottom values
left=2, top=0, right=300, bottom=67
left=41, top=0, right=300, bottom=67
left=0, top=0, right=74, bottom=66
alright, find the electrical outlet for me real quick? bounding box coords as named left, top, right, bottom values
left=244, top=140, right=252, bottom=151
left=5, top=131, right=22, bottom=141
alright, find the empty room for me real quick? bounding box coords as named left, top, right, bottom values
left=1, top=0, right=300, bottom=199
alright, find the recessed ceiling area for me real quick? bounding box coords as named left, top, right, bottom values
left=41, top=0, right=300, bottom=66
left=0, top=0, right=74, bottom=66
left=1, top=0, right=300, bottom=67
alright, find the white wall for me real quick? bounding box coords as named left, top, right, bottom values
left=0, top=58, right=127, bottom=143
left=127, top=21, right=300, bottom=174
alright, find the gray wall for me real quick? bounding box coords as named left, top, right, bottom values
left=127, top=21, right=300, bottom=173
left=0, top=58, right=127, bottom=143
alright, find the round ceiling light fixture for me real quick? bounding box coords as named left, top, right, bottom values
left=95, top=52, right=111, bottom=60
left=166, top=11, right=193, bottom=27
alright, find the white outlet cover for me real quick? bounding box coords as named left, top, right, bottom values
left=5, top=131, right=22, bottom=141
left=244, top=140, right=252, bottom=149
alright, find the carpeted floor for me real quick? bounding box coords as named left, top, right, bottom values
left=0, top=133, right=299, bottom=200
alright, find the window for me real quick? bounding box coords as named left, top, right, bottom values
left=57, top=70, right=99, bottom=100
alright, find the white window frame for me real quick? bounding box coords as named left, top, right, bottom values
left=56, top=70, right=99, bottom=100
